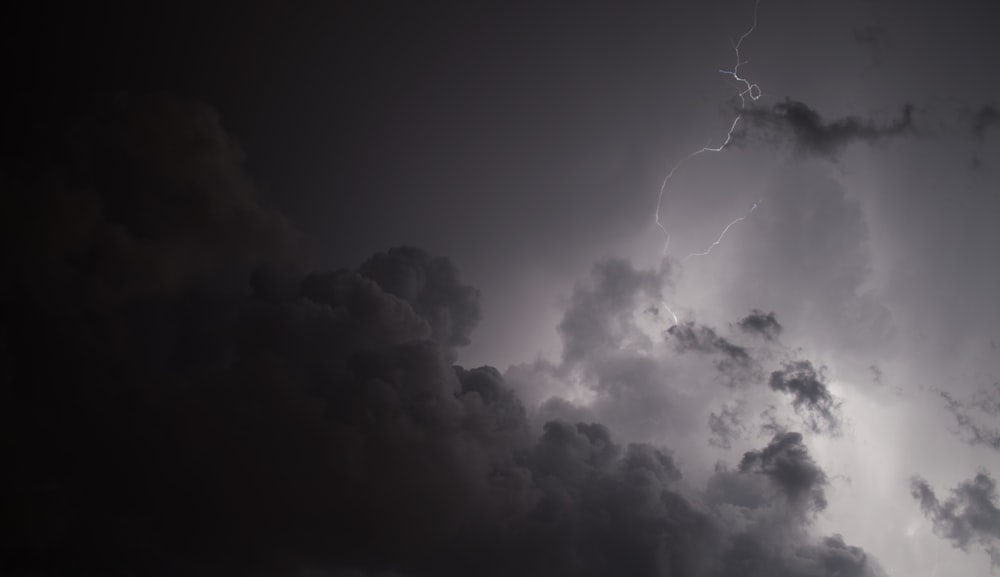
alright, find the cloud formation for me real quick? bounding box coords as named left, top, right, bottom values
left=738, top=431, right=829, bottom=512
left=741, top=99, right=914, bottom=157
left=358, top=247, right=482, bottom=353
left=558, top=258, right=664, bottom=365
left=911, top=473, right=1000, bottom=568
left=669, top=322, right=752, bottom=364
left=737, top=309, right=782, bottom=341
left=1, top=94, right=887, bottom=577
left=769, top=361, right=843, bottom=434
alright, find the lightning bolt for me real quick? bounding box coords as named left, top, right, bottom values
left=653, top=0, right=764, bottom=327
left=653, top=0, right=763, bottom=256
left=682, top=201, right=759, bottom=262
left=660, top=300, right=680, bottom=325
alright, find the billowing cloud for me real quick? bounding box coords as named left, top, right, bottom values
left=741, top=99, right=914, bottom=157
left=359, top=246, right=482, bottom=353
left=738, top=431, right=829, bottom=512
left=1, top=94, right=888, bottom=577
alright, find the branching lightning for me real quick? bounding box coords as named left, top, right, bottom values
left=653, top=0, right=764, bottom=327
left=653, top=0, right=763, bottom=256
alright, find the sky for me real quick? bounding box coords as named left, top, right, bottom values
left=3, top=0, right=1000, bottom=576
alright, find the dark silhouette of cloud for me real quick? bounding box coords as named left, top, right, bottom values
left=359, top=247, right=482, bottom=353
left=911, top=473, right=1000, bottom=568
left=667, top=322, right=762, bottom=387
left=667, top=321, right=753, bottom=366
left=669, top=322, right=750, bottom=361
left=737, top=309, right=782, bottom=341
left=739, top=431, right=829, bottom=512
left=741, top=99, right=914, bottom=157
left=0, top=94, right=887, bottom=577
left=769, top=361, right=843, bottom=434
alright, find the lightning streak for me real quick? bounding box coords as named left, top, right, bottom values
left=653, top=0, right=763, bottom=256
left=660, top=300, right=680, bottom=325
left=682, top=201, right=759, bottom=262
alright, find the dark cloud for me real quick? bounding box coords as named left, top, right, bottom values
left=739, top=432, right=829, bottom=512
left=667, top=321, right=757, bottom=379
left=971, top=105, right=999, bottom=140
left=911, top=473, right=1000, bottom=568
left=1, top=94, right=299, bottom=315
left=669, top=322, right=749, bottom=360
left=358, top=247, right=482, bottom=354
left=667, top=321, right=766, bottom=390
left=741, top=99, right=914, bottom=157
left=788, top=534, right=880, bottom=577
left=1, top=94, right=887, bottom=577
left=737, top=309, right=782, bottom=341
left=769, top=361, right=842, bottom=434
left=706, top=434, right=884, bottom=577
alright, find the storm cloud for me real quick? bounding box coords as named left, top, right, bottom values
left=738, top=431, right=829, bottom=512
left=0, top=94, right=890, bottom=577
left=741, top=99, right=915, bottom=157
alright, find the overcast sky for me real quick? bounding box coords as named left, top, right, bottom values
left=3, top=1, right=1000, bottom=576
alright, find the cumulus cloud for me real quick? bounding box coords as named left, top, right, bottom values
left=358, top=247, right=482, bottom=354
left=1, top=94, right=887, bottom=577
left=738, top=431, right=829, bottom=512
left=741, top=99, right=914, bottom=157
